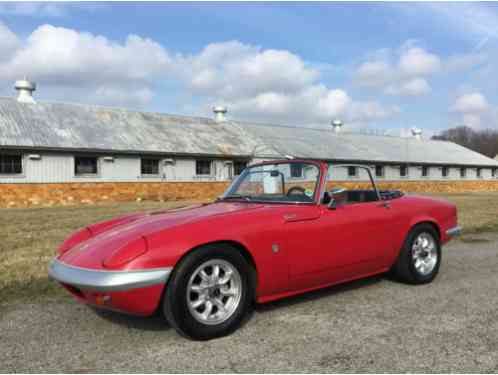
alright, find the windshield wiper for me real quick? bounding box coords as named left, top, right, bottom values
left=218, top=194, right=252, bottom=202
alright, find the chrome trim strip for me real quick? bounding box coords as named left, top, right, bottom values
left=446, top=226, right=462, bottom=237
left=48, top=258, right=172, bottom=292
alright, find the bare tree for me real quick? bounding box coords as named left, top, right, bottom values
left=432, top=126, right=498, bottom=159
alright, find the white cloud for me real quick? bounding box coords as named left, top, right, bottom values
left=177, top=40, right=397, bottom=125
left=355, top=61, right=392, bottom=88
left=0, top=24, right=172, bottom=107
left=417, top=3, right=498, bottom=42
left=94, top=86, right=153, bottom=108
left=0, top=3, right=101, bottom=18
left=226, top=86, right=397, bottom=126
left=226, top=86, right=352, bottom=123
left=0, top=22, right=20, bottom=61
left=0, top=23, right=397, bottom=126
left=0, top=3, right=68, bottom=17
left=451, top=92, right=488, bottom=113
left=461, top=113, right=482, bottom=128
left=446, top=52, right=487, bottom=72
left=180, top=41, right=318, bottom=100
left=386, top=78, right=431, bottom=97
left=354, top=42, right=440, bottom=97
left=0, top=24, right=172, bottom=85
left=398, top=47, right=441, bottom=76
left=451, top=92, right=490, bottom=128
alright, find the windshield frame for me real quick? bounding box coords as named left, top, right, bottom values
left=220, top=160, right=324, bottom=205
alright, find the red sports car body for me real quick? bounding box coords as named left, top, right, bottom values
left=49, top=159, right=460, bottom=339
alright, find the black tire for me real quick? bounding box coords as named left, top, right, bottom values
left=391, top=223, right=441, bottom=284
left=163, top=243, right=255, bottom=340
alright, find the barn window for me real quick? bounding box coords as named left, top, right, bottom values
left=74, top=156, right=98, bottom=175
left=233, top=161, right=247, bottom=176
left=421, top=166, right=430, bottom=177
left=460, top=168, right=466, bottom=178
left=442, top=167, right=449, bottom=178
left=477, top=168, right=482, bottom=178
left=400, top=165, right=408, bottom=177
left=0, top=153, right=22, bottom=174
left=141, top=158, right=160, bottom=175
left=375, top=165, right=384, bottom=178
left=290, top=164, right=303, bottom=178
left=196, top=160, right=212, bottom=175
left=493, top=168, right=497, bottom=178
left=348, top=166, right=357, bottom=177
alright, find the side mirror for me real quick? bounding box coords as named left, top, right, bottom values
left=327, top=188, right=347, bottom=210
left=328, top=198, right=337, bottom=210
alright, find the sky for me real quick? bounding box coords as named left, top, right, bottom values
left=1, top=2, right=498, bottom=137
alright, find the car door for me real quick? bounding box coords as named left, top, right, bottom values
left=283, top=202, right=393, bottom=282
left=318, top=200, right=394, bottom=268
left=283, top=165, right=396, bottom=289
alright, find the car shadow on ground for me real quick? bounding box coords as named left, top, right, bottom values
left=255, top=274, right=385, bottom=312
left=90, top=306, right=171, bottom=332
left=86, top=274, right=386, bottom=331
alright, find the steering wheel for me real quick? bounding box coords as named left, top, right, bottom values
left=286, top=186, right=307, bottom=196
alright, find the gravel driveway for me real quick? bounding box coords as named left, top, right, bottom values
left=1, top=234, right=497, bottom=373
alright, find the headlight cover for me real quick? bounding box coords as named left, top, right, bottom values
left=103, top=237, right=148, bottom=269
left=58, top=227, right=92, bottom=255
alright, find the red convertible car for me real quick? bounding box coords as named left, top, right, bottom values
left=49, top=159, right=461, bottom=340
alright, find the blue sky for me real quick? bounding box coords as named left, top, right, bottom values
left=1, top=2, right=498, bottom=136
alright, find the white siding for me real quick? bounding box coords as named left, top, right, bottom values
left=101, top=157, right=140, bottom=181
left=1, top=151, right=497, bottom=183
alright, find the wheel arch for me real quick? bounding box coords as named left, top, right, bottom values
left=409, top=219, right=441, bottom=240
left=390, top=218, right=442, bottom=268
left=173, top=239, right=258, bottom=288
left=156, top=239, right=259, bottom=316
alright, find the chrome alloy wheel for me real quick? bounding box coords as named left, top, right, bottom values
left=412, top=232, right=438, bottom=276
left=186, top=259, right=242, bottom=325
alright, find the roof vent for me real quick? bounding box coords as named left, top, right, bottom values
left=332, top=119, right=343, bottom=133
left=411, top=127, right=422, bottom=140
left=213, top=105, right=227, bottom=122
left=15, top=79, right=36, bottom=104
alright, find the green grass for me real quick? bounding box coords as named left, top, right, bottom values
left=1, top=192, right=497, bottom=305
left=428, top=192, right=498, bottom=235
left=0, top=201, right=191, bottom=305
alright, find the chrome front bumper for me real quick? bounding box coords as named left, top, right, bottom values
left=446, top=226, right=462, bottom=237
left=48, top=258, right=172, bottom=292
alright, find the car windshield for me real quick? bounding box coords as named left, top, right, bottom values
left=221, top=162, right=320, bottom=203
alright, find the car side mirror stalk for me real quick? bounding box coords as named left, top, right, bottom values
left=328, top=199, right=337, bottom=210
left=327, top=188, right=347, bottom=210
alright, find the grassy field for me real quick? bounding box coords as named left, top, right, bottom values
left=1, top=192, right=497, bottom=305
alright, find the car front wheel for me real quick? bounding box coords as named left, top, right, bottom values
left=163, top=244, right=255, bottom=340
left=391, top=223, right=441, bottom=284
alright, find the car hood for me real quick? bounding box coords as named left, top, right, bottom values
left=58, top=202, right=263, bottom=269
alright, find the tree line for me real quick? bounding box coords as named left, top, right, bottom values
left=432, top=126, right=498, bottom=159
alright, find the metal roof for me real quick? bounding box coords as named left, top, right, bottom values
left=1, top=97, right=497, bottom=167
left=238, top=121, right=498, bottom=166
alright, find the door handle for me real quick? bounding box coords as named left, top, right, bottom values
left=378, top=201, right=391, bottom=209
left=283, top=213, right=297, bottom=221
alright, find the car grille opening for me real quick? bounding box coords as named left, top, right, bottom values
left=62, top=283, right=84, bottom=298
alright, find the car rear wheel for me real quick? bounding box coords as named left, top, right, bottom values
left=391, top=223, right=441, bottom=284
left=163, top=243, right=255, bottom=340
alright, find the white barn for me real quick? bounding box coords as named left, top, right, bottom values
left=1, top=80, right=497, bottom=204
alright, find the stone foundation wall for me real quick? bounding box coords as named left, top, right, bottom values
left=0, top=182, right=230, bottom=208
left=1, top=180, right=498, bottom=208
left=334, top=180, right=498, bottom=193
